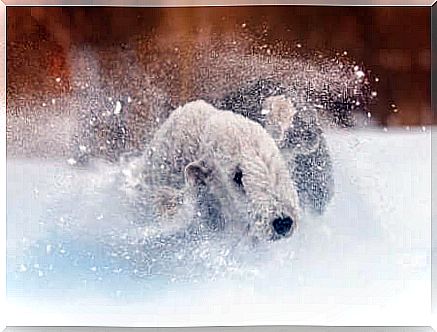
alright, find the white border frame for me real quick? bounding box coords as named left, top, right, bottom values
left=1, top=1, right=6, bottom=331
left=1, top=0, right=436, bottom=5
left=0, top=2, right=434, bottom=330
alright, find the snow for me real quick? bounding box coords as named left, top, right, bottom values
left=114, top=101, right=122, bottom=115
left=6, top=128, right=431, bottom=327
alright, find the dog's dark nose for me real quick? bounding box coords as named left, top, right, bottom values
left=272, top=216, right=294, bottom=237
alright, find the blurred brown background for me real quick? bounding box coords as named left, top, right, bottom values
left=7, top=6, right=432, bottom=126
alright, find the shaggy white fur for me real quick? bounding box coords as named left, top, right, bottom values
left=123, top=100, right=301, bottom=241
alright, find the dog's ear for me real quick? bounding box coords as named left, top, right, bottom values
left=184, top=159, right=212, bottom=186
left=262, top=95, right=297, bottom=143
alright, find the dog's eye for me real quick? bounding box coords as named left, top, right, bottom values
left=233, top=167, right=244, bottom=188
